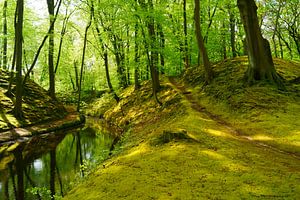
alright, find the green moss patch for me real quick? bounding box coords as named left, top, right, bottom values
left=0, top=68, right=66, bottom=132
left=64, top=70, right=300, bottom=199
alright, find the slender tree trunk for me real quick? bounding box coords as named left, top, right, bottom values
left=55, top=6, right=71, bottom=74
left=237, top=0, right=283, bottom=87
left=222, top=21, right=227, bottom=59
left=2, top=0, right=8, bottom=69
left=183, top=0, right=189, bottom=68
left=147, top=0, right=161, bottom=104
left=47, top=0, right=56, bottom=99
left=92, top=7, right=119, bottom=102
left=229, top=11, right=237, bottom=57
left=13, top=0, right=24, bottom=119
left=77, top=4, right=93, bottom=112
left=157, top=23, right=165, bottom=74
left=134, top=22, right=140, bottom=90
left=272, top=2, right=282, bottom=58
left=73, top=60, right=79, bottom=91
left=23, top=0, right=62, bottom=85
left=194, top=0, right=214, bottom=84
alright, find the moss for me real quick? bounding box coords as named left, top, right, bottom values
left=64, top=70, right=300, bottom=199
left=0, top=68, right=66, bottom=133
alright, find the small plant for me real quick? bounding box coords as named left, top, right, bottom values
left=26, top=187, right=62, bottom=200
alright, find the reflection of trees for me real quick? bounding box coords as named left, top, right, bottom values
left=13, top=146, right=24, bottom=200
left=50, top=150, right=56, bottom=198
left=0, top=122, right=114, bottom=199
left=75, top=133, right=84, bottom=177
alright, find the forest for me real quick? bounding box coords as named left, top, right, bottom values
left=0, top=0, right=299, bottom=199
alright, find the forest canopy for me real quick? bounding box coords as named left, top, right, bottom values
left=0, top=0, right=299, bottom=115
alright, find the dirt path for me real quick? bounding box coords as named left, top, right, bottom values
left=168, top=77, right=300, bottom=160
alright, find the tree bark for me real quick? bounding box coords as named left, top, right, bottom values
left=147, top=0, right=161, bottom=105
left=2, top=0, right=8, bottom=69
left=13, top=0, right=24, bottom=119
left=47, top=0, right=56, bottom=99
left=77, top=3, right=93, bottom=112
left=237, top=0, right=283, bottom=87
left=229, top=11, right=237, bottom=57
left=194, top=0, right=214, bottom=84
left=134, top=22, right=140, bottom=90
left=183, top=0, right=189, bottom=68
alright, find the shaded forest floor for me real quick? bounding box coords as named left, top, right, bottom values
left=65, top=57, right=300, bottom=199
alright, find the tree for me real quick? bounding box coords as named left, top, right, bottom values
left=13, top=0, right=24, bottom=119
left=2, top=0, right=8, bottom=69
left=77, top=1, right=93, bottom=112
left=47, top=0, right=56, bottom=99
left=194, top=0, right=214, bottom=84
left=237, top=0, right=283, bottom=87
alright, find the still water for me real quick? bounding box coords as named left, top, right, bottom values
left=0, top=118, right=114, bottom=200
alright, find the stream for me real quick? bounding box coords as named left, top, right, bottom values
left=0, top=117, right=114, bottom=200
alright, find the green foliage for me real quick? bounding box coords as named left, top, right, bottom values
left=26, top=187, right=62, bottom=200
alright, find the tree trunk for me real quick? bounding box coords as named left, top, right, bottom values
left=147, top=0, right=161, bottom=105
left=47, top=0, right=56, bottom=99
left=2, top=0, right=8, bottom=69
left=183, top=0, right=189, bottom=68
left=91, top=6, right=120, bottom=102
left=13, top=0, right=24, bottom=119
left=229, top=11, right=237, bottom=57
left=237, top=0, right=283, bottom=87
left=23, top=0, right=62, bottom=85
left=55, top=5, right=71, bottom=74
left=134, top=22, right=140, bottom=90
left=194, top=0, right=214, bottom=84
left=77, top=5, right=92, bottom=112
left=157, top=23, right=165, bottom=74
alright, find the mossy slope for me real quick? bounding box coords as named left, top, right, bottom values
left=183, top=56, right=300, bottom=155
left=65, top=60, right=300, bottom=199
left=0, top=68, right=66, bottom=132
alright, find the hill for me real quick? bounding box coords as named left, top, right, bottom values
left=65, top=57, right=300, bottom=199
left=0, top=68, right=66, bottom=132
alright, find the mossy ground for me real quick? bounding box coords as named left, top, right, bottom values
left=0, top=68, right=66, bottom=132
left=65, top=57, right=300, bottom=199
left=184, top=56, right=300, bottom=155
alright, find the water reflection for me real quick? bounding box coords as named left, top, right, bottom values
left=0, top=118, right=114, bottom=200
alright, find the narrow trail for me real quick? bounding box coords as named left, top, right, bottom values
left=168, top=77, right=300, bottom=160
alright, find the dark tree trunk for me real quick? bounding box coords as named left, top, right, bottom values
left=194, top=0, right=214, bottom=84
left=111, top=34, right=127, bottom=88
left=229, top=11, right=237, bottom=57
left=237, top=0, right=283, bottom=87
left=147, top=0, right=161, bottom=105
left=222, top=21, right=227, bottom=59
left=13, top=0, right=24, bottom=119
left=2, top=0, right=8, bottom=69
left=183, top=0, right=189, bottom=68
left=77, top=4, right=92, bottom=112
left=47, top=0, right=56, bottom=99
left=157, top=23, right=165, bottom=74
left=134, top=22, right=140, bottom=90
